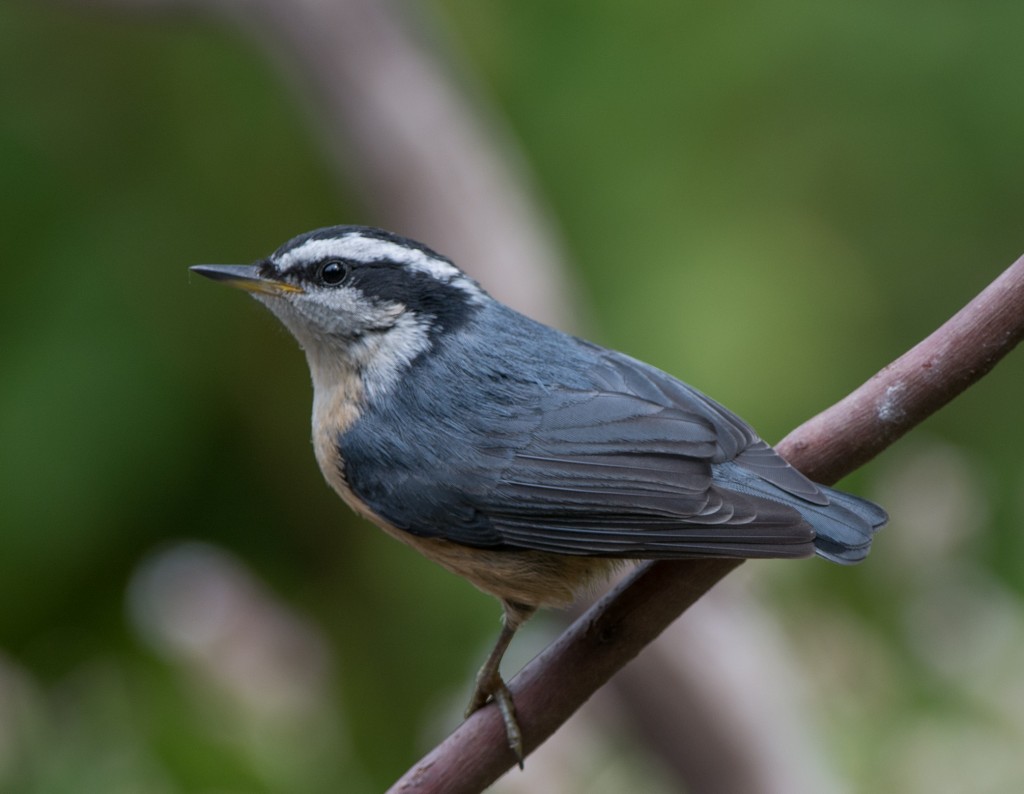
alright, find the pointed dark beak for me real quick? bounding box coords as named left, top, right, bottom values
left=190, top=264, right=304, bottom=295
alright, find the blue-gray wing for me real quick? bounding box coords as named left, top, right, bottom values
left=477, top=351, right=819, bottom=558
left=481, top=350, right=884, bottom=561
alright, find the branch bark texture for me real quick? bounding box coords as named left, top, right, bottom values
left=390, top=255, right=1024, bottom=793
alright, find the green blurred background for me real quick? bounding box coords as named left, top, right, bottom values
left=2, top=2, right=1023, bottom=791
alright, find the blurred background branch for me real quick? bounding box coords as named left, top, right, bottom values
left=64, top=0, right=580, bottom=328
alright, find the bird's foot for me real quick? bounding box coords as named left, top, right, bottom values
left=466, top=670, right=524, bottom=768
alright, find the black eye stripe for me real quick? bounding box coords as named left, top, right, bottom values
left=344, top=263, right=476, bottom=339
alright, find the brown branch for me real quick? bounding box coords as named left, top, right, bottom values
left=390, top=254, right=1024, bottom=793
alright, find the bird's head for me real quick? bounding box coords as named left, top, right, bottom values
left=192, top=226, right=486, bottom=396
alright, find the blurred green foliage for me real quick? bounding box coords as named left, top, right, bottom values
left=1, top=1, right=1023, bottom=791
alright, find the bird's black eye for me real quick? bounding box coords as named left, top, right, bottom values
left=319, top=260, right=350, bottom=285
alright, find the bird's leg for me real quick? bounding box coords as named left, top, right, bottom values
left=465, top=600, right=535, bottom=766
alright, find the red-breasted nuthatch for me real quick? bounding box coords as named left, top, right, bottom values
left=192, top=226, right=886, bottom=761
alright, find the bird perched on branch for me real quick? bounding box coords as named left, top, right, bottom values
left=192, top=226, right=886, bottom=762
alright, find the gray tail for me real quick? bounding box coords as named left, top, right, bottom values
left=797, top=485, right=887, bottom=564
left=714, top=458, right=887, bottom=565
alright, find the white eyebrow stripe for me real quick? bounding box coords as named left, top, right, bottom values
left=274, top=234, right=461, bottom=281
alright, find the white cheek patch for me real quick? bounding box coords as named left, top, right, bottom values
left=302, top=284, right=364, bottom=319
left=358, top=311, right=433, bottom=400
left=256, top=285, right=431, bottom=399
left=254, top=285, right=377, bottom=343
